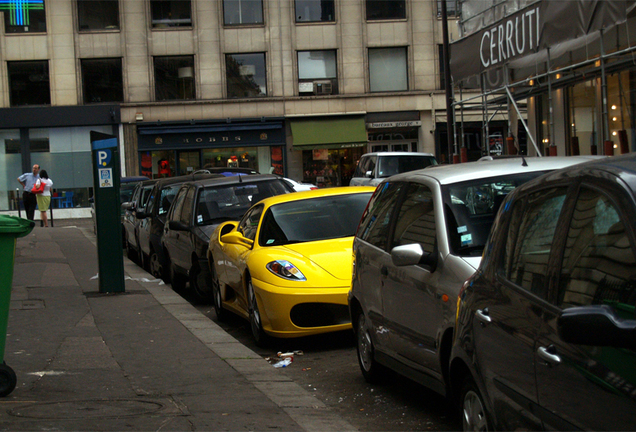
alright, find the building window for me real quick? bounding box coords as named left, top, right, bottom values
left=223, top=0, right=263, bottom=25
left=436, top=0, right=458, bottom=17
left=151, top=0, right=192, bottom=28
left=4, top=138, right=49, bottom=154
left=295, top=0, right=334, bottom=22
left=77, top=0, right=119, bottom=31
left=369, top=47, right=407, bottom=92
left=226, top=53, right=267, bottom=98
left=2, top=0, right=46, bottom=33
left=298, top=50, right=338, bottom=96
left=366, top=0, right=405, bottom=21
left=8, top=61, right=50, bottom=106
left=154, top=56, right=195, bottom=101
left=81, top=58, right=124, bottom=103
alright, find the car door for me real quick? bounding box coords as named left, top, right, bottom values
left=535, top=183, right=636, bottom=431
left=123, top=184, right=141, bottom=247
left=163, top=187, right=188, bottom=270
left=221, top=204, right=264, bottom=310
left=381, top=181, right=444, bottom=377
left=174, top=186, right=196, bottom=272
left=138, top=183, right=158, bottom=257
left=353, top=181, right=405, bottom=352
left=471, top=186, right=570, bottom=430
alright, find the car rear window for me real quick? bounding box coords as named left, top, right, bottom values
left=377, top=155, right=437, bottom=178
left=259, top=192, right=373, bottom=246
left=443, top=172, right=546, bottom=256
left=196, top=179, right=291, bottom=225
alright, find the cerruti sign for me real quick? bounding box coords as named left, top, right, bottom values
left=451, top=0, right=636, bottom=83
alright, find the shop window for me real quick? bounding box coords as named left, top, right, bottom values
left=202, top=148, right=260, bottom=171
left=223, top=0, right=263, bottom=26
left=303, top=147, right=364, bottom=187
left=436, top=0, right=458, bottom=17
left=81, top=58, right=124, bottom=103
left=226, top=53, right=267, bottom=98
left=8, top=61, right=50, bottom=106
left=151, top=0, right=192, bottom=28
left=77, top=0, right=119, bottom=31
left=366, top=0, right=405, bottom=21
left=2, top=0, right=46, bottom=33
left=369, top=47, right=408, bottom=92
left=298, top=50, right=338, bottom=96
left=154, top=56, right=195, bottom=101
left=295, top=0, right=334, bottom=22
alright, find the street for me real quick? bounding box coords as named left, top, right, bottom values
left=189, top=299, right=461, bottom=432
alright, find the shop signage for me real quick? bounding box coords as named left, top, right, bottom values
left=367, top=121, right=422, bottom=129
left=138, top=124, right=283, bottom=150
left=451, top=0, right=634, bottom=83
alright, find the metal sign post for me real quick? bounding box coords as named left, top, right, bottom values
left=90, top=131, right=125, bottom=293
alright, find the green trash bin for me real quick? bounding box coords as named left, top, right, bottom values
left=0, top=215, right=34, bottom=397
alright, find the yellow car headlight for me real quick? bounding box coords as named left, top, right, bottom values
left=266, top=260, right=307, bottom=281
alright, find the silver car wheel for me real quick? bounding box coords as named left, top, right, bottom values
left=463, top=388, right=488, bottom=432
left=356, top=314, right=373, bottom=372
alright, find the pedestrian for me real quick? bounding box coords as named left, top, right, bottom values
left=35, top=170, right=53, bottom=227
left=17, top=164, right=40, bottom=221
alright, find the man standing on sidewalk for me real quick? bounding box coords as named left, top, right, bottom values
left=18, top=164, right=40, bottom=221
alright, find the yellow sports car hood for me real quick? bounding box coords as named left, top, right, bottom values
left=282, top=237, right=354, bottom=281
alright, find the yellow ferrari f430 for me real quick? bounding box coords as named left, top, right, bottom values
left=207, top=186, right=375, bottom=345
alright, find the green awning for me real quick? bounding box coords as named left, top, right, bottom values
left=290, top=116, right=368, bottom=149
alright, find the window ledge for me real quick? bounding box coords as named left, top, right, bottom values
left=366, top=18, right=408, bottom=23
left=78, top=28, right=121, bottom=34
left=222, top=23, right=266, bottom=29
left=295, top=21, right=337, bottom=26
left=151, top=26, right=194, bottom=31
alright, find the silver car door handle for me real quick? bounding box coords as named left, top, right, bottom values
left=537, top=346, right=561, bottom=365
left=475, top=308, right=491, bottom=324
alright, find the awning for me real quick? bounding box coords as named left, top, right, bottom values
left=290, top=116, right=367, bottom=149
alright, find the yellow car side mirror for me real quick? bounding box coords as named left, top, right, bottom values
left=221, top=231, right=254, bottom=248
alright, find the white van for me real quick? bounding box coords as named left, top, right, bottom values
left=349, top=152, right=437, bottom=186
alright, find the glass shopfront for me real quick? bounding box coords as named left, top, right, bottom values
left=1, top=125, right=113, bottom=211
left=137, top=120, right=285, bottom=178
left=302, top=147, right=364, bottom=187
left=564, top=68, right=635, bottom=156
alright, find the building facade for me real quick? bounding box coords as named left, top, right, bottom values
left=451, top=0, right=636, bottom=159
left=0, top=0, right=460, bottom=215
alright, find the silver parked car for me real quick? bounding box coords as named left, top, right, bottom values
left=349, top=152, right=437, bottom=187
left=348, top=156, right=602, bottom=397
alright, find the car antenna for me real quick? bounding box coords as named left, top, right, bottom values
left=521, top=156, right=528, bottom=167
left=238, top=173, right=243, bottom=183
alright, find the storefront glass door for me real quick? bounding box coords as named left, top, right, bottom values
left=177, top=151, right=200, bottom=175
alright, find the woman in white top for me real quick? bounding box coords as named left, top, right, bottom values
left=35, top=170, right=54, bottom=227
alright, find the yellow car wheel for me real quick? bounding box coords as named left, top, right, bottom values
left=247, top=276, right=269, bottom=347
left=210, top=258, right=228, bottom=322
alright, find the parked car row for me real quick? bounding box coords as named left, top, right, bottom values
left=117, top=153, right=636, bottom=431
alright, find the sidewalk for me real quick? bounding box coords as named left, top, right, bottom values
left=1, top=221, right=355, bottom=431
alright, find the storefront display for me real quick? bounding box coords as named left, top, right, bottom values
left=302, top=147, right=363, bottom=187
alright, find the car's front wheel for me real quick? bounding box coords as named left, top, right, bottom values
left=190, top=261, right=212, bottom=304
left=168, top=255, right=186, bottom=292
left=355, top=312, right=385, bottom=383
left=460, top=376, right=490, bottom=432
left=247, top=275, right=268, bottom=347
left=149, top=250, right=164, bottom=280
